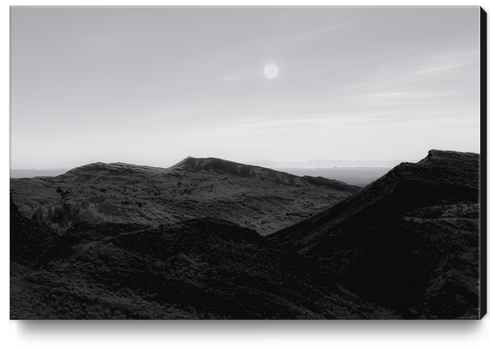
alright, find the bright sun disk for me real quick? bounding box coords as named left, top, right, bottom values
left=264, top=64, right=279, bottom=79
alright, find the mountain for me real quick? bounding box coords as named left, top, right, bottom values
left=268, top=150, right=482, bottom=319
left=10, top=157, right=360, bottom=236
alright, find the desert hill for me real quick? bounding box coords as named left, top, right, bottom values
left=10, top=158, right=360, bottom=236
left=268, top=150, right=482, bottom=318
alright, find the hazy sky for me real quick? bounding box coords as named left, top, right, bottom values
left=10, top=6, right=481, bottom=169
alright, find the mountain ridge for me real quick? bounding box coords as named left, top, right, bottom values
left=268, top=149, right=480, bottom=254
left=267, top=149, right=481, bottom=318
left=10, top=157, right=360, bottom=236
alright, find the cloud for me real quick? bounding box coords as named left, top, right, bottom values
left=411, top=62, right=473, bottom=75
left=221, top=67, right=262, bottom=82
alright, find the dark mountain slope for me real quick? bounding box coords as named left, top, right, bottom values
left=10, top=195, right=59, bottom=269
left=268, top=150, right=482, bottom=319
left=10, top=219, right=398, bottom=319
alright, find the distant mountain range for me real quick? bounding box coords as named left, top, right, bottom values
left=10, top=157, right=404, bottom=179
left=10, top=150, right=484, bottom=319
left=10, top=158, right=400, bottom=187
left=277, top=167, right=393, bottom=187
left=10, top=168, right=70, bottom=178
left=246, top=158, right=405, bottom=169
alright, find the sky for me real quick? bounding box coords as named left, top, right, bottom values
left=10, top=6, right=481, bottom=169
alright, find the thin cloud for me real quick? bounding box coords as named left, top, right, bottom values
left=412, top=63, right=468, bottom=75
left=259, top=20, right=354, bottom=52
left=221, top=67, right=261, bottom=82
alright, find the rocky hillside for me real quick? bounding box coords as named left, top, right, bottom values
left=10, top=213, right=398, bottom=319
left=268, top=150, right=482, bottom=319
left=10, top=158, right=360, bottom=236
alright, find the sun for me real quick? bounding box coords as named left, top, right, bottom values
left=264, top=64, right=279, bottom=79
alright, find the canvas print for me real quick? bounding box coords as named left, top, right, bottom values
left=10, top=6, right=486, bottom=319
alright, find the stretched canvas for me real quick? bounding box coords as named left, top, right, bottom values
left=10, top=6, right=486, bottom=320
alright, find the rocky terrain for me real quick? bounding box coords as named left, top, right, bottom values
left=268, top=150, right=483, bottom=319
left=11, top=212, right=397, bottom=319
left=10, top=157, right=359, bottom=236
left=10, top=150, right=484, bottom=319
